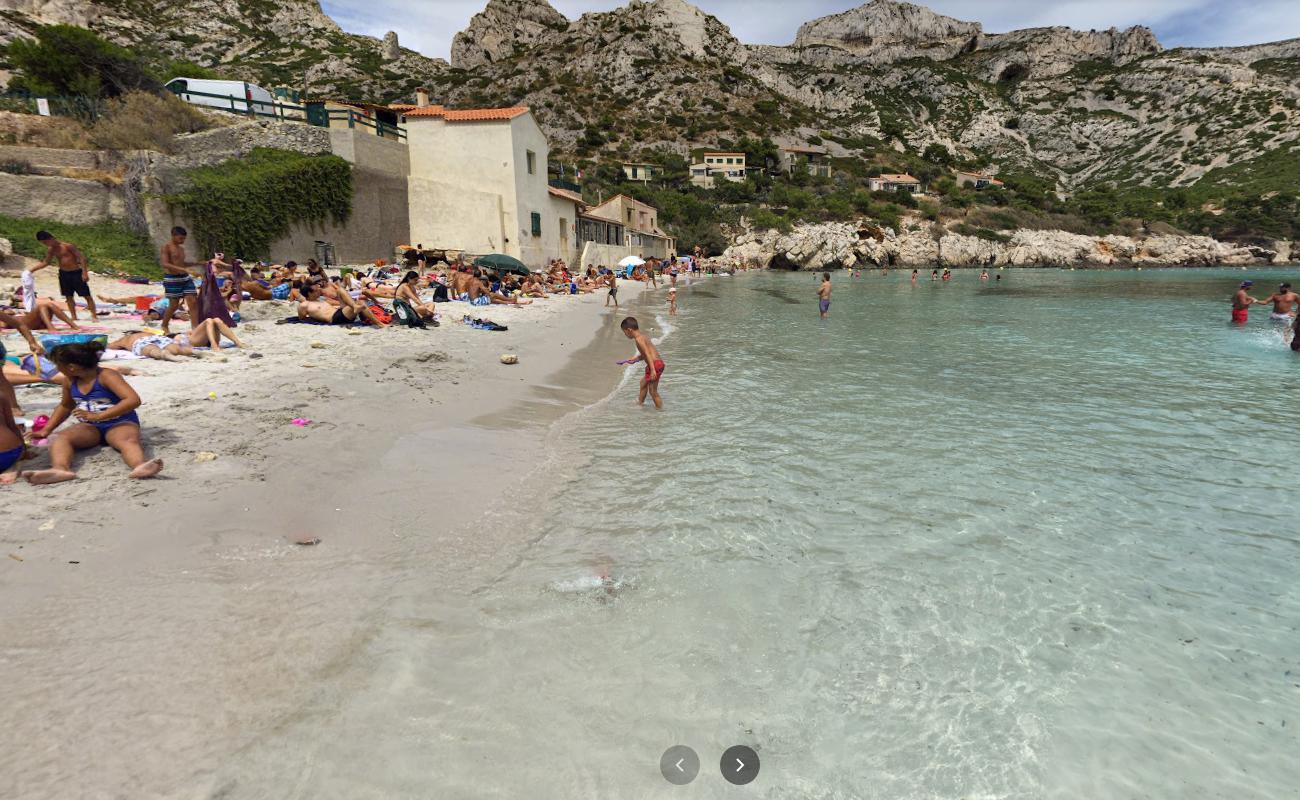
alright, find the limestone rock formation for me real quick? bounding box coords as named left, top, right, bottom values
left=793, top=0, right=982, bottom=63
left=382, top=31, right=400, bottom=62
left=0, top=236, right=13, bottom=262
left=450, top=0, right=569, bottom=69
left=724, top=220, right=1269, bottom=269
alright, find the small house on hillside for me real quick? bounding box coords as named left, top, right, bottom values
left=702, top=152, right=746, bottom=182
left=782, top=146, right=832, bottom=178
left=622, top=162, right=660, bottom=183
left=869, top=173, right=923, bottom=194
left=955, top=171, right=1005, bottom=189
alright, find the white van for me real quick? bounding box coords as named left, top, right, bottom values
left=165, top=78, right=277, bottom=117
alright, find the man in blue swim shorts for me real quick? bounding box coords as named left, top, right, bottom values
left=159, top=226, right=200, bottom=335
left=817, top=271, right=832, bottom=318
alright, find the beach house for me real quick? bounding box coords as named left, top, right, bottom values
left=622, top=162, right=660, bottom=183
left=955, top=171, right=1005, bottom=189
left=782, top=146, right=833, bottom=178
left=869, top=173, right=923, bottom=194
left=702, top=151, right=747, bottom=182
left=399, top=92, right=576, bottom=268
left=581, top=194, right=675, bottom=262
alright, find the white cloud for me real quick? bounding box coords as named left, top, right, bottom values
left=321, top=0, right=1300, bottom=60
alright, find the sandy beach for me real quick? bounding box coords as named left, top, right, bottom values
left=0, top=262, right=671, bottom=798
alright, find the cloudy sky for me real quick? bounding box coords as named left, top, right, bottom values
left=322, top=0, right=1300, bottom=61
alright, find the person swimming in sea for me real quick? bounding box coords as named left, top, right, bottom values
left=931, top=269, right=939, bottom=281
left=817, top=272, right=832, bottom=318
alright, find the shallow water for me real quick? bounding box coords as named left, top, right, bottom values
left=223, top=269, right=1300, bottom=798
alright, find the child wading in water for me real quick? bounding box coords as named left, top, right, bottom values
left=668, top=287, right=678, bottom=316
left=620, top=316, right=665, bottom=409
left=25, top=342, right=163, bottom=484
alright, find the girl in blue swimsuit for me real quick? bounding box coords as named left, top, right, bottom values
left=23, top=342, right=163, bottom=485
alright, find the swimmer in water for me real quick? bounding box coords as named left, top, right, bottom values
left=980, top=269, right=989, bottom=281
left=931, top=269, right=939, bottom=282
left=1231, top=280, right=1267, bottom=324
left=817, top=272, right=832, bottom=319
left=911, top=269, right=918, bottom=283
left=1260, top=282, right=1299, bottom=321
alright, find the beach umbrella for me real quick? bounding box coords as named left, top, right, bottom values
left=618, top=255, right=645, bottom=267
left=475, top=253, right=530, bottom=275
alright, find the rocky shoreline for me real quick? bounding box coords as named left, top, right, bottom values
left=722, top=221, right=1293, bottom=270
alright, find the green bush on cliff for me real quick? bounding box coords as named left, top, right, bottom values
left=166, top=148, right=352, bottom=259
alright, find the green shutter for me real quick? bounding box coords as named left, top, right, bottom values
left=531, top=212, right=542, bottom=237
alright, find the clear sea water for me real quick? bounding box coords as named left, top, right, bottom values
left=226, top=268, right=1299, bottom=798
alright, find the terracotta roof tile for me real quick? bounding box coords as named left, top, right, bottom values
left=548, top=186, right=584, bottom=204
left=401, top=105, right=529, bottom=121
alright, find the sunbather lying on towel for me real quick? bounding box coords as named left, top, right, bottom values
left=298, top=283, right=388, bottom=327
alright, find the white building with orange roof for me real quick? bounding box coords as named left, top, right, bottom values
left=398, top=89, right=577, bottom=267
left=868, top=173, right=924, bottom=194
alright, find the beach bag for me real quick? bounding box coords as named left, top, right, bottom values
left=391, top=298, right=427, bottom=329
left=366, top=303, right=394, bottom=325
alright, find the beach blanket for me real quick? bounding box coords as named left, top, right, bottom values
left=277, top=316, right=364, bottom=328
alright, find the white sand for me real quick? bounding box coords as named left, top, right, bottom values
left=0, top=260, right=679, bottom=797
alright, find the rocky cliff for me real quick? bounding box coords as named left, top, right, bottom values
left=0, top=0, right=447, bottom=100
left=723, top=220, right=1285, bottom=270
left=2, top=0, right=1298, bottom=203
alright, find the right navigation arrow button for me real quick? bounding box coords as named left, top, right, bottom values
left=721, top=745, right=759, bottom=785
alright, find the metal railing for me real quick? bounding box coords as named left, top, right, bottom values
left=164, top=86, right=405, bottom=140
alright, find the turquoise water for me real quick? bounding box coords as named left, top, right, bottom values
left=233, top=269, right=1299, bottom=798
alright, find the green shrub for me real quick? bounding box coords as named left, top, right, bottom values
left=166, top=148, right=352, bottom=259
left=90, top=91, right=215, bottom=152
left=0, top=159, right=33, bottom=175
left=0, top=214, right=161, bottom=278
left=5, top=24, right=155, bottom=99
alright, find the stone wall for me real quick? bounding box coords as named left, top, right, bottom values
left=140, top=124, right=409, bottom=265
left=0, top=172, right=124, bottom=225
left=0, top=145, right=105, bottom=170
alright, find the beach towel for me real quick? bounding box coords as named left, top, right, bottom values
left=197, top=260, right=236, bottom=328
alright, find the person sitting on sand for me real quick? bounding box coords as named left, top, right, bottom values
left=0, top=392, right=32, bottom=484
left=297, top=282, right=388, bottom=327
left=304, top=259, right=328, bottom=286
left=24, top=341, right=163, bottom=484
left=471, top=274, right=532, bottom=305
left=390, top=271, right=437, bottom=319
left=0, top=307, right=46, bottom=416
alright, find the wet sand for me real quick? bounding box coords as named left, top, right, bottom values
left=0, top=264, right=665, bottom=798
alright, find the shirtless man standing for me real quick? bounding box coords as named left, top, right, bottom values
left=817, top=272, right=832, bottom=319
left=1231, top=280, right=1267, bottom=325
left=159, top=227, right=201, bottom=335
left=1259, top=282, right=1299, bottom=322
left=297, top=282, right=387, bottom=327
left=33, top=231, right=98, bottom=322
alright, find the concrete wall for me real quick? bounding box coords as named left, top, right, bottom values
left=407, top=117, right=516, bottom=258
left=549, top=194, right=581, bottom=266
left=0, top=145, right=105, bottom=170
left=0, top=172, right=123, bottom=225
left=511, top=115, right=560, bottom=268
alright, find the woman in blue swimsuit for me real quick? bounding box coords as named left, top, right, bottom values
left=24, top=341, right=163, bottom=484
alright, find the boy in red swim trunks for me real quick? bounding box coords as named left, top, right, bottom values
left=1231, top=280, right=1266, bottom=324
left=621, top=316, right=664, bottom=409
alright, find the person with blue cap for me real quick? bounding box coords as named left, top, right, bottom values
left=1231, top=280, right=1266, bottom=324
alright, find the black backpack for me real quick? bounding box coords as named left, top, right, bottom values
left=391, top=298, right=429, bottom=328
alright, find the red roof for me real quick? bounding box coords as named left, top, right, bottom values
left=401, top=105, right=529, bottom=122
left=548, top=186, right=584, bottom=204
